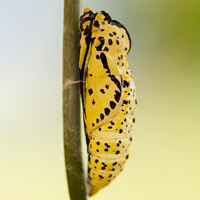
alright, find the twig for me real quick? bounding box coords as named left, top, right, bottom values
left=62, top=1, right=87, bottom=199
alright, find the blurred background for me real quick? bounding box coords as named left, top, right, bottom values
left=0, top=0, right=200, bottom=199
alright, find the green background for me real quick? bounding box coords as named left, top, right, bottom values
left=0, top=0, right=200, bottom=199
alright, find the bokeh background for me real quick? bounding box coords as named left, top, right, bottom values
left=0, top=0, right=200, bottom=199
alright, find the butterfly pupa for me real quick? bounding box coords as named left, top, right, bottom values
left=79, top=7, right=137, bottom=196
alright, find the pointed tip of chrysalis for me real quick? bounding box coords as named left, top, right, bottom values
left=89, top=187, right=99, bottom=197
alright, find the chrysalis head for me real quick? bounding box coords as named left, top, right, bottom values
left=79, top=7, right=94, bottom=33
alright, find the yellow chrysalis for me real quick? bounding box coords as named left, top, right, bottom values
left=79, top=7, right=137, bottom=196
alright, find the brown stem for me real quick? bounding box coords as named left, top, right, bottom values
left=62, top=1, right=87, bottom=200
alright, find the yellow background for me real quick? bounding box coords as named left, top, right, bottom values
left=0, top=0, right=199, bottom=199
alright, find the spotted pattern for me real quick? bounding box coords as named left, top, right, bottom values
left=79, top=7, right=136, bottom=196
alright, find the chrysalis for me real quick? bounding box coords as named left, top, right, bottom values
left=79, top=7, right=137, bottom=196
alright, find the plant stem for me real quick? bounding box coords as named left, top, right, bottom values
left=62, top=1, right=87, bottom=200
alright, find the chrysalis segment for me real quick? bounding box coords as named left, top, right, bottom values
left=79, top=7, right=137, bottom=196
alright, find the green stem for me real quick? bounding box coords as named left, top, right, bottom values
left=62, top=1, right=87, bottom=200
